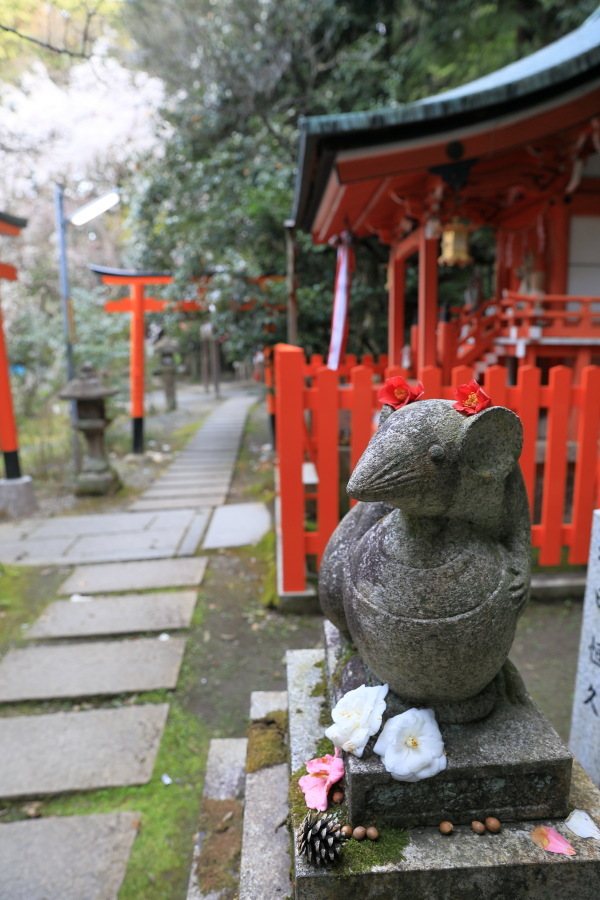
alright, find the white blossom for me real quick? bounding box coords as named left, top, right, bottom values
left=325, top=683, right=389, bottom=757
left=374, top=708, right=446, bottom=782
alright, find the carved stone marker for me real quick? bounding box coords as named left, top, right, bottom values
left=570, top=509, right=600, bottom=785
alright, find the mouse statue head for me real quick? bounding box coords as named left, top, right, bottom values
left=347, top=399, right=523, bottom=518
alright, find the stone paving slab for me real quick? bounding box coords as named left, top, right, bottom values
left=152, top=466, right=231, bottom=485
left=141, top=490, right=228, bottom=503
left=249, top=690, right=288, bottom=720
left=0, top=535, right=77, bottom=565
left=0, top=703, right=169, bottom=798
left=59, top=556, right=208, bottom=594
left=0, top=637, right=186, bottom=702
left=25, top=590, right=198, bottom=639
left=0, top=812, right=140, bottom=900
left=151, top=485, right=229, bottom=497
left=177, top=510, right=212, bottom=557
left=155, top=469, right=232, bottom=478
left=129, top=497, right=224, bottom=511
left=143, top=483, right=230, bottom=494
left=239, top=765, right=291, bottom=900
left=62, top=531, right=181, bottom=563
left=187, top=737, right=248, bottom=900
left=203, top=738, right=249, bottom=801
left=202, top=503, right=271, bottom=549
left=30, top=511, right=161, bottom=539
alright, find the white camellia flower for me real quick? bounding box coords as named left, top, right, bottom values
left=324, top=683, right=389, bottom=757
left=373, top=708, right=446, bottom=782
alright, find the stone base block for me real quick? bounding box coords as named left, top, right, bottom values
left=0, top=476, right=37, bottom=519
left=288, top=641, right=600, bottom=899
left=295, top=766, right=600, bottom=899
left=75, top=468, right=120, bottom=496
left=324, top=622, right=573, bottom=827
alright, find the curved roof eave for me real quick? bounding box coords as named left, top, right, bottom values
left=292, top=7, right=600, bottom=230
left=0, top=212, right=28, bottom=230
left=88, top=264, right=173, bottom=278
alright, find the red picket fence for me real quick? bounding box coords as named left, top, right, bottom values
left=273, top=343, right=600, bottom=595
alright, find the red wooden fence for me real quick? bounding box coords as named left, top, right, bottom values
left=273, top=343, right=600, bottom=595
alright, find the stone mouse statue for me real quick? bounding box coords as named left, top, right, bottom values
left=318, top=397, right=531, bottom=722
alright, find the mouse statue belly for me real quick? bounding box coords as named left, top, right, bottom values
left=344, top=510, right=514, bottom=702
left=318, top=397, right=531, bottom=721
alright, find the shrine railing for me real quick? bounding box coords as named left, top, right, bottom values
left=500, top=291, right=600, bottom=341
left=273, top=343, right=600, bottom=596
left=436, top=292, right=600, bottom=378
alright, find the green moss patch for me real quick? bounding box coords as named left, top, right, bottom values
left=0, top=564, right=64, bottom=651
left=195, top=798, right=243, bottom=898
left=338, top=826, right=410, bottom=875
left=246, top=710, right=288, bottom=773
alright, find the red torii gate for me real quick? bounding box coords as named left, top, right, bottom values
left=0, top=213, right=28, bottom=479
left=88, top=265, right=208, bottom=452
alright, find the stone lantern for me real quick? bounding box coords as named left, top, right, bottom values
left=60, top=362, right=120, bottom=495
left=154, top=336, right=178, bottom=411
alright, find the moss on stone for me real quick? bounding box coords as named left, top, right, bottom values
left=195, top=798, right=243, bottom=898
left=289, top=769, right=410, bottom=876
left=246, top=709, right=288, bottom=773
left=331, top=640, right=358, bottom=691
left=310, top=659, right=326, bottom=698
left=337, top=825, right=410, bottom=874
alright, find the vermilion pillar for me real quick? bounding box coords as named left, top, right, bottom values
left=130, top=281, right=146, bottom=453
left=418, top=230, right=439, bottom=369
left=0, top=280, right=21, bottom=479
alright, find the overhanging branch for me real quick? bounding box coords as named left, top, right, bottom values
left=0, top=23, right=90, bottom=59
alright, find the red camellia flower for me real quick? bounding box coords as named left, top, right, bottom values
left=377, top=375, right=425, bottom=410
left=453, top=380, right=493, bottom=415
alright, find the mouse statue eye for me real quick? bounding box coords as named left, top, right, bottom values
left=429, top=444, right=445, bottom=462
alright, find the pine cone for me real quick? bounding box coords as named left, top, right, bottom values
left=296, top=812, right=346, bottom=866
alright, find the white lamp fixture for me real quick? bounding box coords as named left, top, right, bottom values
left=69, top=190, right=120, bottom=226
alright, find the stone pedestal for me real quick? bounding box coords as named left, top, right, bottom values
left=325, top=621, right=572, bottom=827
left=0, top=476, right=37, bottom=519
left=287, top=640, right=600, bottom=899
left=59, top=363, right=120, bottom=497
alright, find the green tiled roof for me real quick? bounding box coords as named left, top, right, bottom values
left=293, top=7, right=600, bottom=230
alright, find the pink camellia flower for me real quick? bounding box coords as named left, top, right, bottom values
left=452, top=379, right=493, bottom=416
left=298, top=748, right=344, bottom=812
left=530, top=825, right=577, bottom=856
left=377, top=375, right=425, bottom=410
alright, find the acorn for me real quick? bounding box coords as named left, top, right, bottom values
left=485, top=816, right=501, bottom=833
left=353, top=826, right=367, bottom=841
left=439, top=821, right=454, bottom=835
left=471, top=821, right=486, bottom=835
left=332, top=791, right=344, bottom=804
left=340, top=825, right=353, bottom=838
left=366, top=826, right=379, bottom=841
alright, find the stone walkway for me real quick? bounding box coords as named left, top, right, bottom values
left=0, top=390, right=272, bottom=900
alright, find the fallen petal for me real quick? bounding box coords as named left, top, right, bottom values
left=565, top=809, right=600, bottom=840
left=531, top=825, right=576, bottom=856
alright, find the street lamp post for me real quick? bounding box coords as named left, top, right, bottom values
left=54, top=185, right=119, bottom=466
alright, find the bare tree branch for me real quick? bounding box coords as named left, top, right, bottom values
left=0, top=23, right=90, bottom=59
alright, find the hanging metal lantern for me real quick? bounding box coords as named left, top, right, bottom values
left=438, top=219, right=473, bottom=267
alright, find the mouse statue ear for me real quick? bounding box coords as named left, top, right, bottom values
left=460, top=406, right=523, bottom=479
left=379, top=404, right=395, bottom=426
